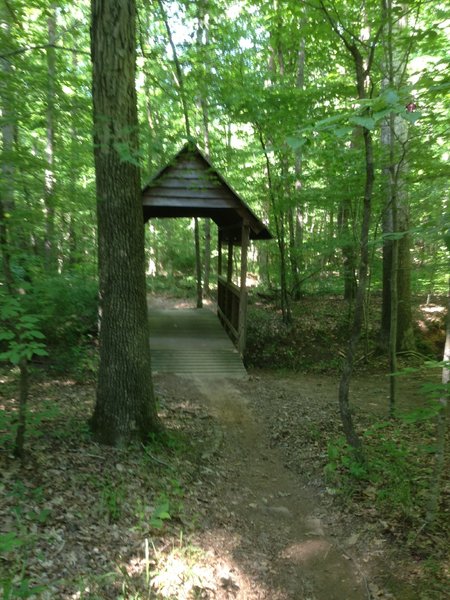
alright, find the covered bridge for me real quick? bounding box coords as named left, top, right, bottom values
left=142, top=143, right=271, bottom=356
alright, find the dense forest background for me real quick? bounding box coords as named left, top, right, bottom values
left=1, top=0, right=448, bottom=310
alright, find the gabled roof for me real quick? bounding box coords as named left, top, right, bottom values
left=142, top=143, right=272, bottom=243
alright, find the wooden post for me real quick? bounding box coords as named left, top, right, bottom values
left=238, top=223, right=250, bottom=356
left=217, top=230, right=223, bottom=276
left=227, top=238, right=233, bottom=283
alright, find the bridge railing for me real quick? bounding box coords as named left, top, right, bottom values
left=217, top=275, right=241, bottom=345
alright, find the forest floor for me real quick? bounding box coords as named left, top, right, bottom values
left=0, top=294, right=448, bottom=599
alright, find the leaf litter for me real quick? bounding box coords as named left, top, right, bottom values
left=0, top=369, right=448, bottom=599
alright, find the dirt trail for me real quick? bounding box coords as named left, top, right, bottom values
left=190, top=376, right=368, bottom=600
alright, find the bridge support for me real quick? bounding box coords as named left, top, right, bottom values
left=217, top=222, right=249, bottom=357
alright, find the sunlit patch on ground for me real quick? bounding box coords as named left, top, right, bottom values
left=281, top=539, right=332, bottom=563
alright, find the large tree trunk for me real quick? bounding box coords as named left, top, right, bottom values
left=380, top=0, right=415, bottom=353
left=90, top=0, right=160, bottom=446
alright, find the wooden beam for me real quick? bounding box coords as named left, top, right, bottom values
left=217, top=231, right=223, bottom=276
left=227, top=238, right=233, bottom=283
left=238, top=222, right=250, bottom=356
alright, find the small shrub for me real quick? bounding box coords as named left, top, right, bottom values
left=24, top=274, right=98, bottom=376
left=245, top=307, right=296, bottom=369
left=325, top=419, right=436, bottom=522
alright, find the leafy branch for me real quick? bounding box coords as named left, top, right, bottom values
left=0, top=294, right=48, bottom=459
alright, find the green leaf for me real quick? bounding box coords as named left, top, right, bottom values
left=372, top=108, right=393, bottom=122
left=113, top=142, right=141, bottom=167
left=314, top=114, right=346, bottom=129
left=401, top=110, right=422, bottom=124
left=0, top=331, right=15, bottom=341
left=19, top=315, right=39, bottom=325
left=27, top=330, right=46, bottom=340
left=9, top=350, right=21, bottom=365
left=349, top=115, right=376, bottom=130
left=286, top=136, right=308, bottom=150
left=382, top=89, right=400, bottom=105
left=383, top=231, right=407, bottom=241
left=0, top=531, right=25, bottom=553
left=33, top=348, right=48, bottom=357
left=334, top=126, right=353, bottom=138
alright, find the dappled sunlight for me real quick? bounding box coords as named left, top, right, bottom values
left=147, top=294, right=216, bottom=311
left=420, top=304, right=446, bottom=314
left=281, top=539, right=333, bottom=564
left=0, top=373, right=16, bottom=385
left=115, top=529, right=265, bottom=599
left=38, top=378, right=79, bottom=388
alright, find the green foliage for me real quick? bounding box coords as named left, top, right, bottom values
left=23, top=274, right=98, bottom=376
left=149, top=494, right=172, bottom=530
left=1, top=577, right=47, bottom=600
left=147, top=274, right=197, bottom=299
left=99, top=482, right=126, bottom=523
left=0, top=294, right=47, bottom=365
left=0, top=400, right=60, bottom=451
left=0, top=532, right=25, bottom=554
left=245, top=305, right=298, bottom=370
left=0, top=484, right=50, bottom=599
left=325, top=410, right=440, bottom=521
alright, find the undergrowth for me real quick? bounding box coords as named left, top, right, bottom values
left=324, top=410, right=449, bottom=598
left=0, top=381, right=207, bottom=599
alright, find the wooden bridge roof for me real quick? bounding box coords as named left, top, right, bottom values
left=142, top=143, right=272, bottom=244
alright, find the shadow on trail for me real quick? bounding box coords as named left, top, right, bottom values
left=185, top=375, right=367, bottom=600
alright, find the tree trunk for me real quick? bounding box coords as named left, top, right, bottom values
left=44, top=6, right=57, bottom=273
left=1, top=16, right=16, bottom=287
left=13, top=359, right=29, bottom=460
left=388, top=114, right=399, bottom=418
left=380, top=201, right=393, bottom=348
left=380, top=0, right=415, bottom=353
left=259, top=131, right=291, bottom=324
left=288, top=207, right=301, bottom=299
left=196, top=0, right=212, bottom=296
left=338, top=196, right=357, bottom=301
left=338, top=126, right=373, bottom=459
left=289, top=35, right=306, bottom=300
left=90, top=0, right=160, bottom=446
left=396, top=215, right=415, bottom=350
left=319, top=0, right=385, bottom=457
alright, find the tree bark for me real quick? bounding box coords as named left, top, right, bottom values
left=259, top=131, right=291, bottom=325
left=1, top=14, right=16, bottom=287
left=338, top=196, right=357, bottom=301
left=319, top=0, right=385, bottom=457
left=338, top=126, right=373, bottom=459
left=380, top=0, right=415, bottom=353
left=44, top=6, right=57, bottom=273
left=196, top=0, right=212, bottom=296
left=289, top=34, right=306, bottom=300
left=90, top=0, right=160, bottom=446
